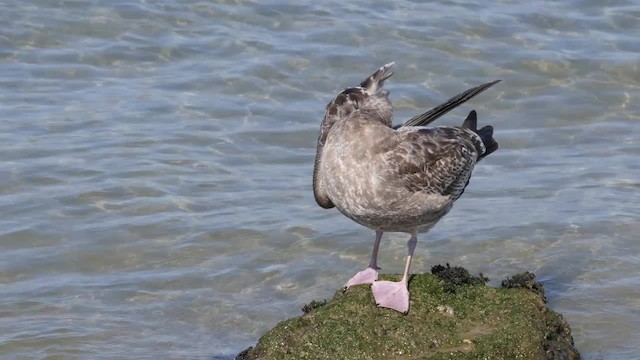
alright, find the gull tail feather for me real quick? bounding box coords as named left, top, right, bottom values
left=462, top=110, right=498, bottom=159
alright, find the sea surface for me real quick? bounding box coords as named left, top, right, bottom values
left=1, top=1, right=639, bottom=359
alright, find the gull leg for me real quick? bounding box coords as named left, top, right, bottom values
left=344, top=230, right=383, bottom=289
left=371, top=234, right=417, bottom=313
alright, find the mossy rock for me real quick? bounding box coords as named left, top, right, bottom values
left=238, top=266, right=580, bottom=360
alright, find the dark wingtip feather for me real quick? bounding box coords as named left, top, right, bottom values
left=397, top=79, right=501, bottom=129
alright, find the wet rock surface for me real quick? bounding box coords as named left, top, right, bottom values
left=237, top=267, right=580, bottom=360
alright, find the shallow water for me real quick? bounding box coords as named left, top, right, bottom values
left=0, top=1, right=638, bottom=359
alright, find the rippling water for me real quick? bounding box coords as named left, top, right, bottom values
left=1, top=1, right=639, bottom=359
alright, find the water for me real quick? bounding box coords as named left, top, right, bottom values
left=0, top=0, right=638, bottom=359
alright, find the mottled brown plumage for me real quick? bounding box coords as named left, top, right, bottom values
left=313, top=63, right=394, bottom=209
left=312, top=63, right=500, bottom=313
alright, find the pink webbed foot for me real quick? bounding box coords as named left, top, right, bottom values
left=371, top=280, right=410, bottom=313
left=344, top=267, right=379, bottom=290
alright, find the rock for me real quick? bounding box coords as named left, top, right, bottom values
left=237, top=268, right=581, bottom=360
left=436, top=304, right=455, bottom=317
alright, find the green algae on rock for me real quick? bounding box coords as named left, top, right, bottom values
left=238, top=268, right=580, bottom=360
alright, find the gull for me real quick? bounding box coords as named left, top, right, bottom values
left=312, top=62, right=500, bottom=313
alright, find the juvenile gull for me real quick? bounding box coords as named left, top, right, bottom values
left=313, top=63, right=500, bottom=313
